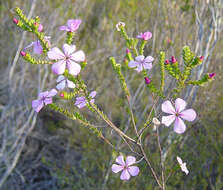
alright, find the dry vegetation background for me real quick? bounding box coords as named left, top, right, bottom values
left=0, top=0, right=223, bottom=189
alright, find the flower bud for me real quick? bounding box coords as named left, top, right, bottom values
left=171, top=56, right=177, bottom=63
left=20, top=51, right=26, bottom=56
left=60, top=93, right=64, bottom=98
left=165, top=59, right=170, bottom=65
left=116, top=22, right=125, bottom=31
left=13, top=18, right=18, bottom=25
left=199, top=56, right=204, bottom=61
left=126, top=48, right=130, bottom=54
left=208, top=72, right=216, bottom=79
left=144, top=77, right=151, bottom=85
left=152, top=117, right=161, bottom=126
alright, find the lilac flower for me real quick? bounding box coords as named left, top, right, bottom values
left=56, top=75, right=75, bottom=90
left=111, top=155, right=140, bottom=181
left=32, top=89, right=57, bottom=112
left=47, top=44, right=85, bottom=75
left=161, top=98, right=196, bottom=134
left=75, top=91, right=96, bottom=109
left=59, top=19, right=82, bottom=32
left=177, top=156, right=189, bottom=175
left=128, top=55, right=154, bottom=72
left=116, top=22, right=125, bottom=31
left=136, top=31, right=152, bottom=41
left=25, top=36, right=51, bottom=55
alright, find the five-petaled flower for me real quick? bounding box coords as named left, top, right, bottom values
left=48, top=43, right=85, bottom=75
left=128, top=55, right=154, bottom=72
left=161, top=98, right=196, bottom=134
left=56, top=75, right=75, bottom=90
left=59, top=19, right=82, bottom=32
left=75, top=91, right=96, bottom=109
left=136, top=31, right=152, bottom=41
left=32, top=89, right=57, bottom=112
left=177, top=156, right=189, bottom=175
left=116, top=22, right=125, bottom=31
left=111, top=155, right=140, bottom=181
left=25, top=36, right=51, bottom=55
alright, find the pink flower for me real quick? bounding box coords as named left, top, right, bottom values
left=128, top=55, right=154, bottom=72
left=47, top=44, right=85, bottom=75
left=111, top=155, right=140, bottom=181
left=177, top=156, right=189, bottom=175
left=25, top=36, right=51, bottom=55
left=59, top=19, right=82, bottom=32
left=38, top=24, right=43, bottom=32
left=136, top=31, right=152, bottom=41
left=32, top=89, right=57, bottom=112
left=75, top=91, right=96, bottom=109
left=116, top=22, right=125, bottom=31
left=56, top=75, right=75, bottom=90
left=161, top=98, right=196, bottom=134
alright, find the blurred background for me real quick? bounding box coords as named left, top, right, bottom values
left=0, top=0, right=223, bottom=189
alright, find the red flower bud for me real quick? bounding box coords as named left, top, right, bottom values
left=171, top=56, right=177, bottom=63
left=144, top=77, right=151, bottom=85
left=126, top=48, right=130, bottom=54
left=20, top=51, right=26, bottom=56
left=208, top=72, right=216, bottom=79
left=165, top=59, right=170, bottom=65
left=13, top=18, right=18, bottom=25
left=199, top=56, right=204, bottom=61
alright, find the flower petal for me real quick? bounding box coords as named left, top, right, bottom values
left=111, top=164, right=123, bottom=173
left=176, top=156, right=183, bottom=165
left=180, top=109, right=196, bottom=121
left=47, top=89, right=57, bottom=97
left=56, top=80, right=66, bottom=90
left=70, top=50, right=85, bottom=62
left=128, top=166, right=139, bottom=176
left=44, top=97, right=53, bottom=105
left=161, top=115, right=176, bottom=127
left=161, top=100, right=175, bottom=114
left=120, top=169, right=130, bottom=181
left=143, top=62, right=152, bottom=70
left=126, top=156, right=136, bottom=166
left=67, top=61, right=81, bottom=75
left=38, top=91, right=48, bottom=99
left=174, top=117, right=186, bottom=134
left=144, top=56, right=154, bottom=63
left=62, top=44, right=76, bottom=56
left=52, top=60, right=66, bottom=75
left=32, top=100, right=44, bottom=113
left=89, top=91, right=97, bottom=98
left=175, top=98, right=187, bottom=113
left=66, top=79, right=75, bottom=88
left=33, top=41, right=43, bottom=54
left=116, top=155, right=125, bottom=166
left=128, top=61, right=138, bottom=68
left=77, top=101, right=86, bottom=109
left=135, top=55, right=145, bottom=62
left=181, top=163, right=189, bottom=175
left=67, top=19, right=81, bottom=31
left=59, top=25, right=69, bottom=31
left=48, top=47, right=65, bottom=60
left=135, top=64, right=143, bottom=72
left=56, top=75, right=65, bottom=83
